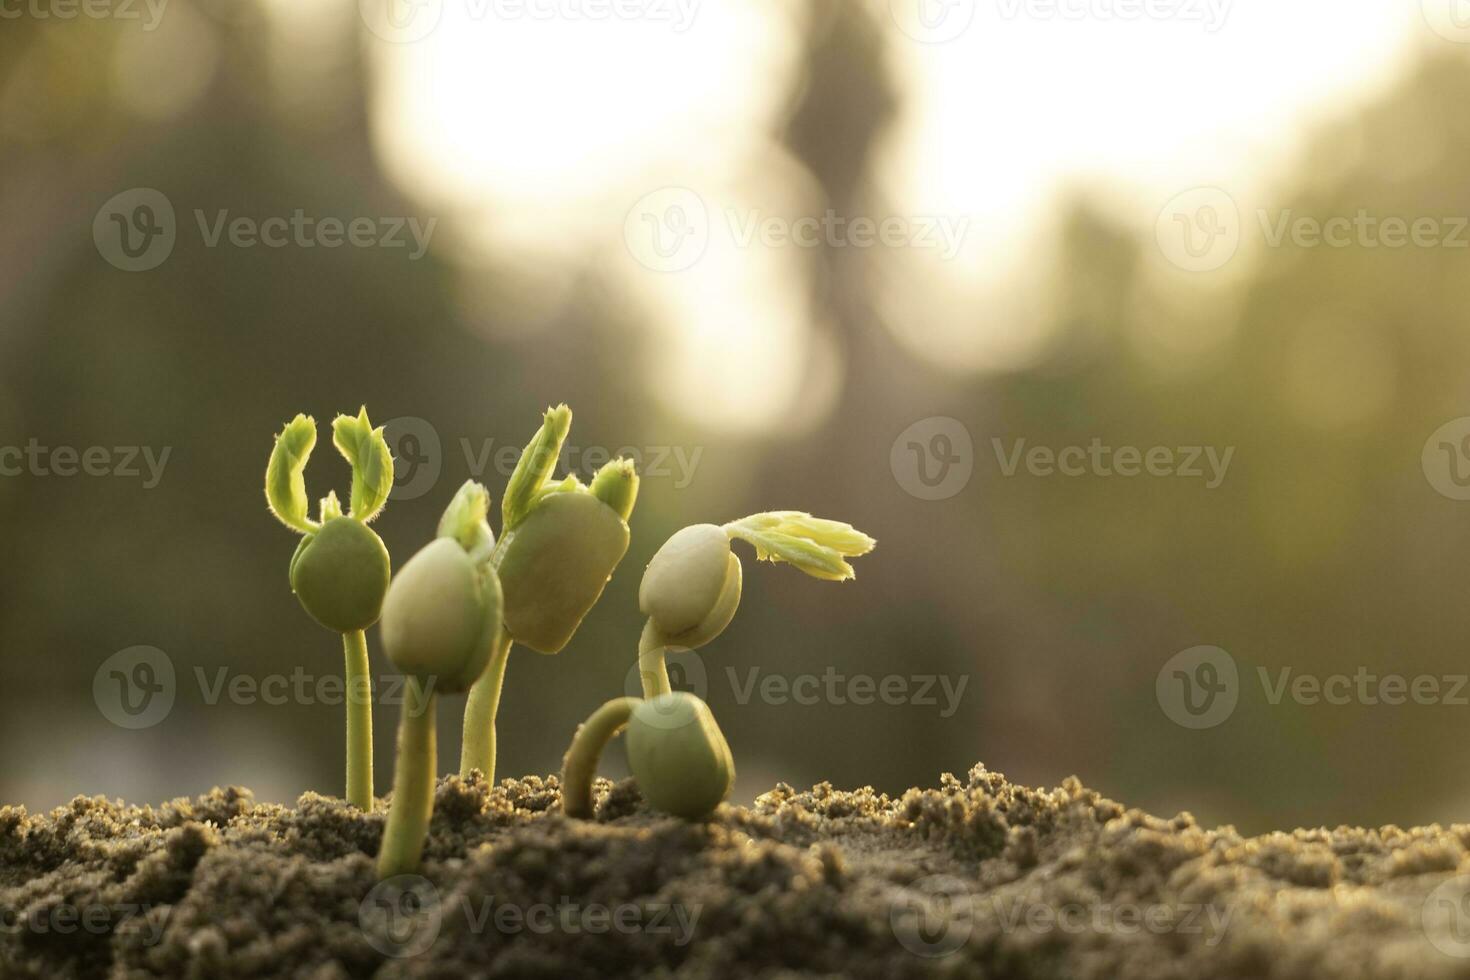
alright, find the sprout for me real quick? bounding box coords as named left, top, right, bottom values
left=636, top=512, right=875, bottom=697
left=561, top=692, right=733, bottom=821
left=377, top=481, right=504, bottom=879
left=563, top=510, right=873, bottom=822
left=264, top=408, right=394, bottom=811
left=459, top=407, right=639, bottom=780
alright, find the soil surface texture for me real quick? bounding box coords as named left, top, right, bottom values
left=4, top=764, right=1470, bottom=978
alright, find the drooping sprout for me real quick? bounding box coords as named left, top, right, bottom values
left=562, top=511, right=874, bottom=821
left=265, top=408, right=393, bottom=811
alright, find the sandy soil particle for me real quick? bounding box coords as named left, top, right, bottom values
left=4, top=765, right=1470, bottom=978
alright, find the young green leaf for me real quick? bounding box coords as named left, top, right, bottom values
left=332, top=406, right=393, bottom=522
left=265, top=414, right=318, bottom=535
left=502, top=404, right=572, bottom=532
left=589, top=457, right=639, bottom=522
left=438, top=479, right=495, bottom=564
left=723, top=512, right=876, bottom=581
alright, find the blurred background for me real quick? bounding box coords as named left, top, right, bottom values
left=4, top=0, right=1470, bottom=835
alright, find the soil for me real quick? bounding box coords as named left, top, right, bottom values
left=4, top=764, right=1470, bottom=978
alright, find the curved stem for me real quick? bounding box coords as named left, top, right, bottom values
left=343, top=629, right=374, bottom=810
left=460, top=628, right=514, bottom=780
left=637, top=619, right=671, bottom=699
left=377, top=678, right=437, bottom=879
left=561, top=697, right=639, bottom=818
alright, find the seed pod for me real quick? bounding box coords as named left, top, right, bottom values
left=639, top=524, right=742, bottom=649
left=381, top=537, right=502, bottom=694
left=496, top=492, right=630, bottom=654
left=626, top=692, right=734, bottom=820
left=288, top=516, right=391, bottom=633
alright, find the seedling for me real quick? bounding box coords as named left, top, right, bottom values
left=265, top=408, right=394, bottom=811
left=376, top=481, right=503, bottom=879
left=458, top=405, right=639, bottom=781
left=562, top=512, right=875, bottom=820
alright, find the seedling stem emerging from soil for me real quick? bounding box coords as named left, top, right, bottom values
left=265, top=408, right=393, bottom=811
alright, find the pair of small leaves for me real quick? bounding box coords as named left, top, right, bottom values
left=723, top=512, right=877, bottom=582
left=266, top=408, right=394, bottom=534
left=501, top=404, right=639, bottom=529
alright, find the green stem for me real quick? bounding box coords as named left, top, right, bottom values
left=460, top=628, right=513, bottom=780
left=377, top=678, right=437, bottom=879
left=343, top=629, right=374, bottom=810
left=561, top=697, right=639, bottom=818
left=638, top=619, right=671, bottom=699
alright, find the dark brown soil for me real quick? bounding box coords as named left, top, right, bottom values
left=4, top=764, right=1470, bottom=978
